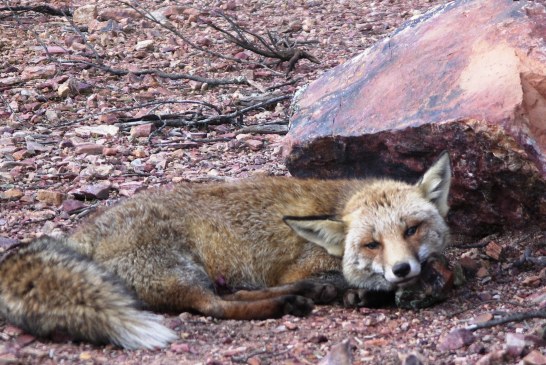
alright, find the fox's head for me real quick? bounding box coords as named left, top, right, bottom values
left=285, top=152, right=452, bottom=291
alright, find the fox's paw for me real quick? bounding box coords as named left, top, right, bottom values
left=279, top=295, right=314, bottom=317
left=343, top=289, right=395, bottom=308
left=294, top=281, right=338, bottom=304
left=343, top=288, right=369, bottom=307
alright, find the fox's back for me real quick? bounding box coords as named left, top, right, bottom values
left=67, top=178, right=370, bottom=286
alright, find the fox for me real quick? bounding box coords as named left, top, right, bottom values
left=0, top=152, right=451, bottom=350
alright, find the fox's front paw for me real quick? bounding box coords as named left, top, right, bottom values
left=294, top=282, right=338, bottom=304
left=343, top=289, right=395, bottom=308
left=279, top=295, right=314, bottom=317
left=343, top=288, right=368, bottom=307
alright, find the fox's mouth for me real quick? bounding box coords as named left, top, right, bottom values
left=392, top=276, right=419, bottom=287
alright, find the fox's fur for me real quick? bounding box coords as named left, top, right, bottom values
left=0, top=152, right=451, bottom=349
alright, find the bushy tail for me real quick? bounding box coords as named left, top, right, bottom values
left=0, top=237, right=177, bottom=350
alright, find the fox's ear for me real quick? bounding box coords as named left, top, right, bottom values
left=417, top=151, right=452, bottom=217
left=283, top=216, right=345, bottom=257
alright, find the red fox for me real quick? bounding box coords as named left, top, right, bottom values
left=0, top=152, right=451, bottom=349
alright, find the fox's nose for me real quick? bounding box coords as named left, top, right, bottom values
left=392, top=262, right=411, bottom=278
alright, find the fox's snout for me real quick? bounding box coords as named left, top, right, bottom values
left=385, top=258, right=421, bottom=285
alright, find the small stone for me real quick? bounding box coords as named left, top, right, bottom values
left=102, top=147, right=118, bottom=156
left=2, top=188, right=23, bottom=200
left=245, top=139, right=264, bottom=151
left=73, top=5, right=98, bottom=26
left=170, top=343, right=191, bottom=354
left=75, top=125, right=119, bottom=137
left=132, top=149, right=147, bottom=158
left=45, top=110, right=59, bottom=122
left=76, top=182, right=112, bottom=200
left=75, top=143, right=104, bottom=155
left=318, top=339, right=352, bottom=365
left=439, top=329, right=475, bottom=351
left=21, top=65, right=56, bottom=80
left=476, top=267, right=489, bottom=278
left=505, top=333, right=527, bottom=356
left=135, top=40, right=154, bottom=51
left=79, top=165, right=114, bottom=177
left=98, top=114, right=118, bottom=124
left=57, top=82, right=71, bottom=97
left=475, top=350, right=508, bottom=365
left=284, top=321, right=298, bottom=331
left=62, top=199, right=86, bottom=213
left=36, top=190, right=65, bottom=206
left=235, top=133, right=252, bottom=141
left=247, top=357, right=261, bottom=365
left=12, top=149, right=31, bottom=161
left=485, top=241, right=504, bottom=261
left=470, top=312, right=493, bottom=324
left=523, top=350, right=546, bottom=365
left=26, top=140, right=50, bottom=152
left=522, top=275, right=542, bottom=287
left=118, top=181, right=146, bottom=197
left=79, top=352, right=92, bottom=361
left=130, top=123, right=156, bottom=138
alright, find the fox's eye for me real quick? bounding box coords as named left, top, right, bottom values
left=363, top=241, right=380, bottom=249
left=404, top=225, right=419, bottom=237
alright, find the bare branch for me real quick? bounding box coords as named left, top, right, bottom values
left=58, top=59, right=249, bottom=86
left=0, top=4, right=71, bottom=16
left=117, top=94, right=291, bottom=128
left=58, top=100, right=222, bottom=126
left=205, top=11, right=320, bottom=74
left=466, top=310, right=546, bottom=331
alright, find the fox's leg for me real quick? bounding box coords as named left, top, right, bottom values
left=222, top=275, right=340, bottom=304
left=105, top=249, right=314, bottom=320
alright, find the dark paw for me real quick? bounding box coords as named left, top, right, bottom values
left=280, top=295, right=314, bottom=317
left=343, top=289, right=395, bottom=308
left=295, top=282, right=338, bottom=304
left=343, top=288, right=368, bottom=307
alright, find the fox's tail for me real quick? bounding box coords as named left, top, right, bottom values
left=0, top=236, right=177, bottom=350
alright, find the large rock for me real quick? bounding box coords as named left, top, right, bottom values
left=284, top=0, right=546, bottom=238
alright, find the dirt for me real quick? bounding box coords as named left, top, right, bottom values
left=1, top=0, right=545, bottom=364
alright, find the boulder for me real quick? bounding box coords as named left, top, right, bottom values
left=285, top=0, right=546, bottom=238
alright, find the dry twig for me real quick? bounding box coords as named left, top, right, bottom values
left=59, top=59, right=249, bottom=86
left=0, top=4, right=71, bottom=16
left=207, top=12, right=320, bottom=74
left=466, top=309, right=546, bottom=331
left=117, top=94, right=291, bottom=128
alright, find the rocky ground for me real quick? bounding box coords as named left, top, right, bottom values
left=1, top=0, right=546, bottom=364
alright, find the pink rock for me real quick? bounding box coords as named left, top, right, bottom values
left=285, top=0, right=546, bottom=238
left=245, top=139, right=264, bottom=151
left=438, top=329, right=475, bottom=351
left=523, top=350, right=546, bottom=365
left=21, top=65, right=56, bottom=80
left=43, top=46, right=68, bottom=54
left=2, top=188, right=23, bottom=200
left=36, top=190, right=65, bottom=206
left=62, top=199, right=86, bottom=213
left=73, top=5, right=98, bottom=26
left=130, top=123, right=156, bottom=138
left=98, top=8, right=140, bottom=22
left=102, top=147, right=118, bottom=156
left=318, top=340, right=352, bottom=365
left=74, top=182, right=112, bottom=200
left=75, top=143, right=104, bottom=155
